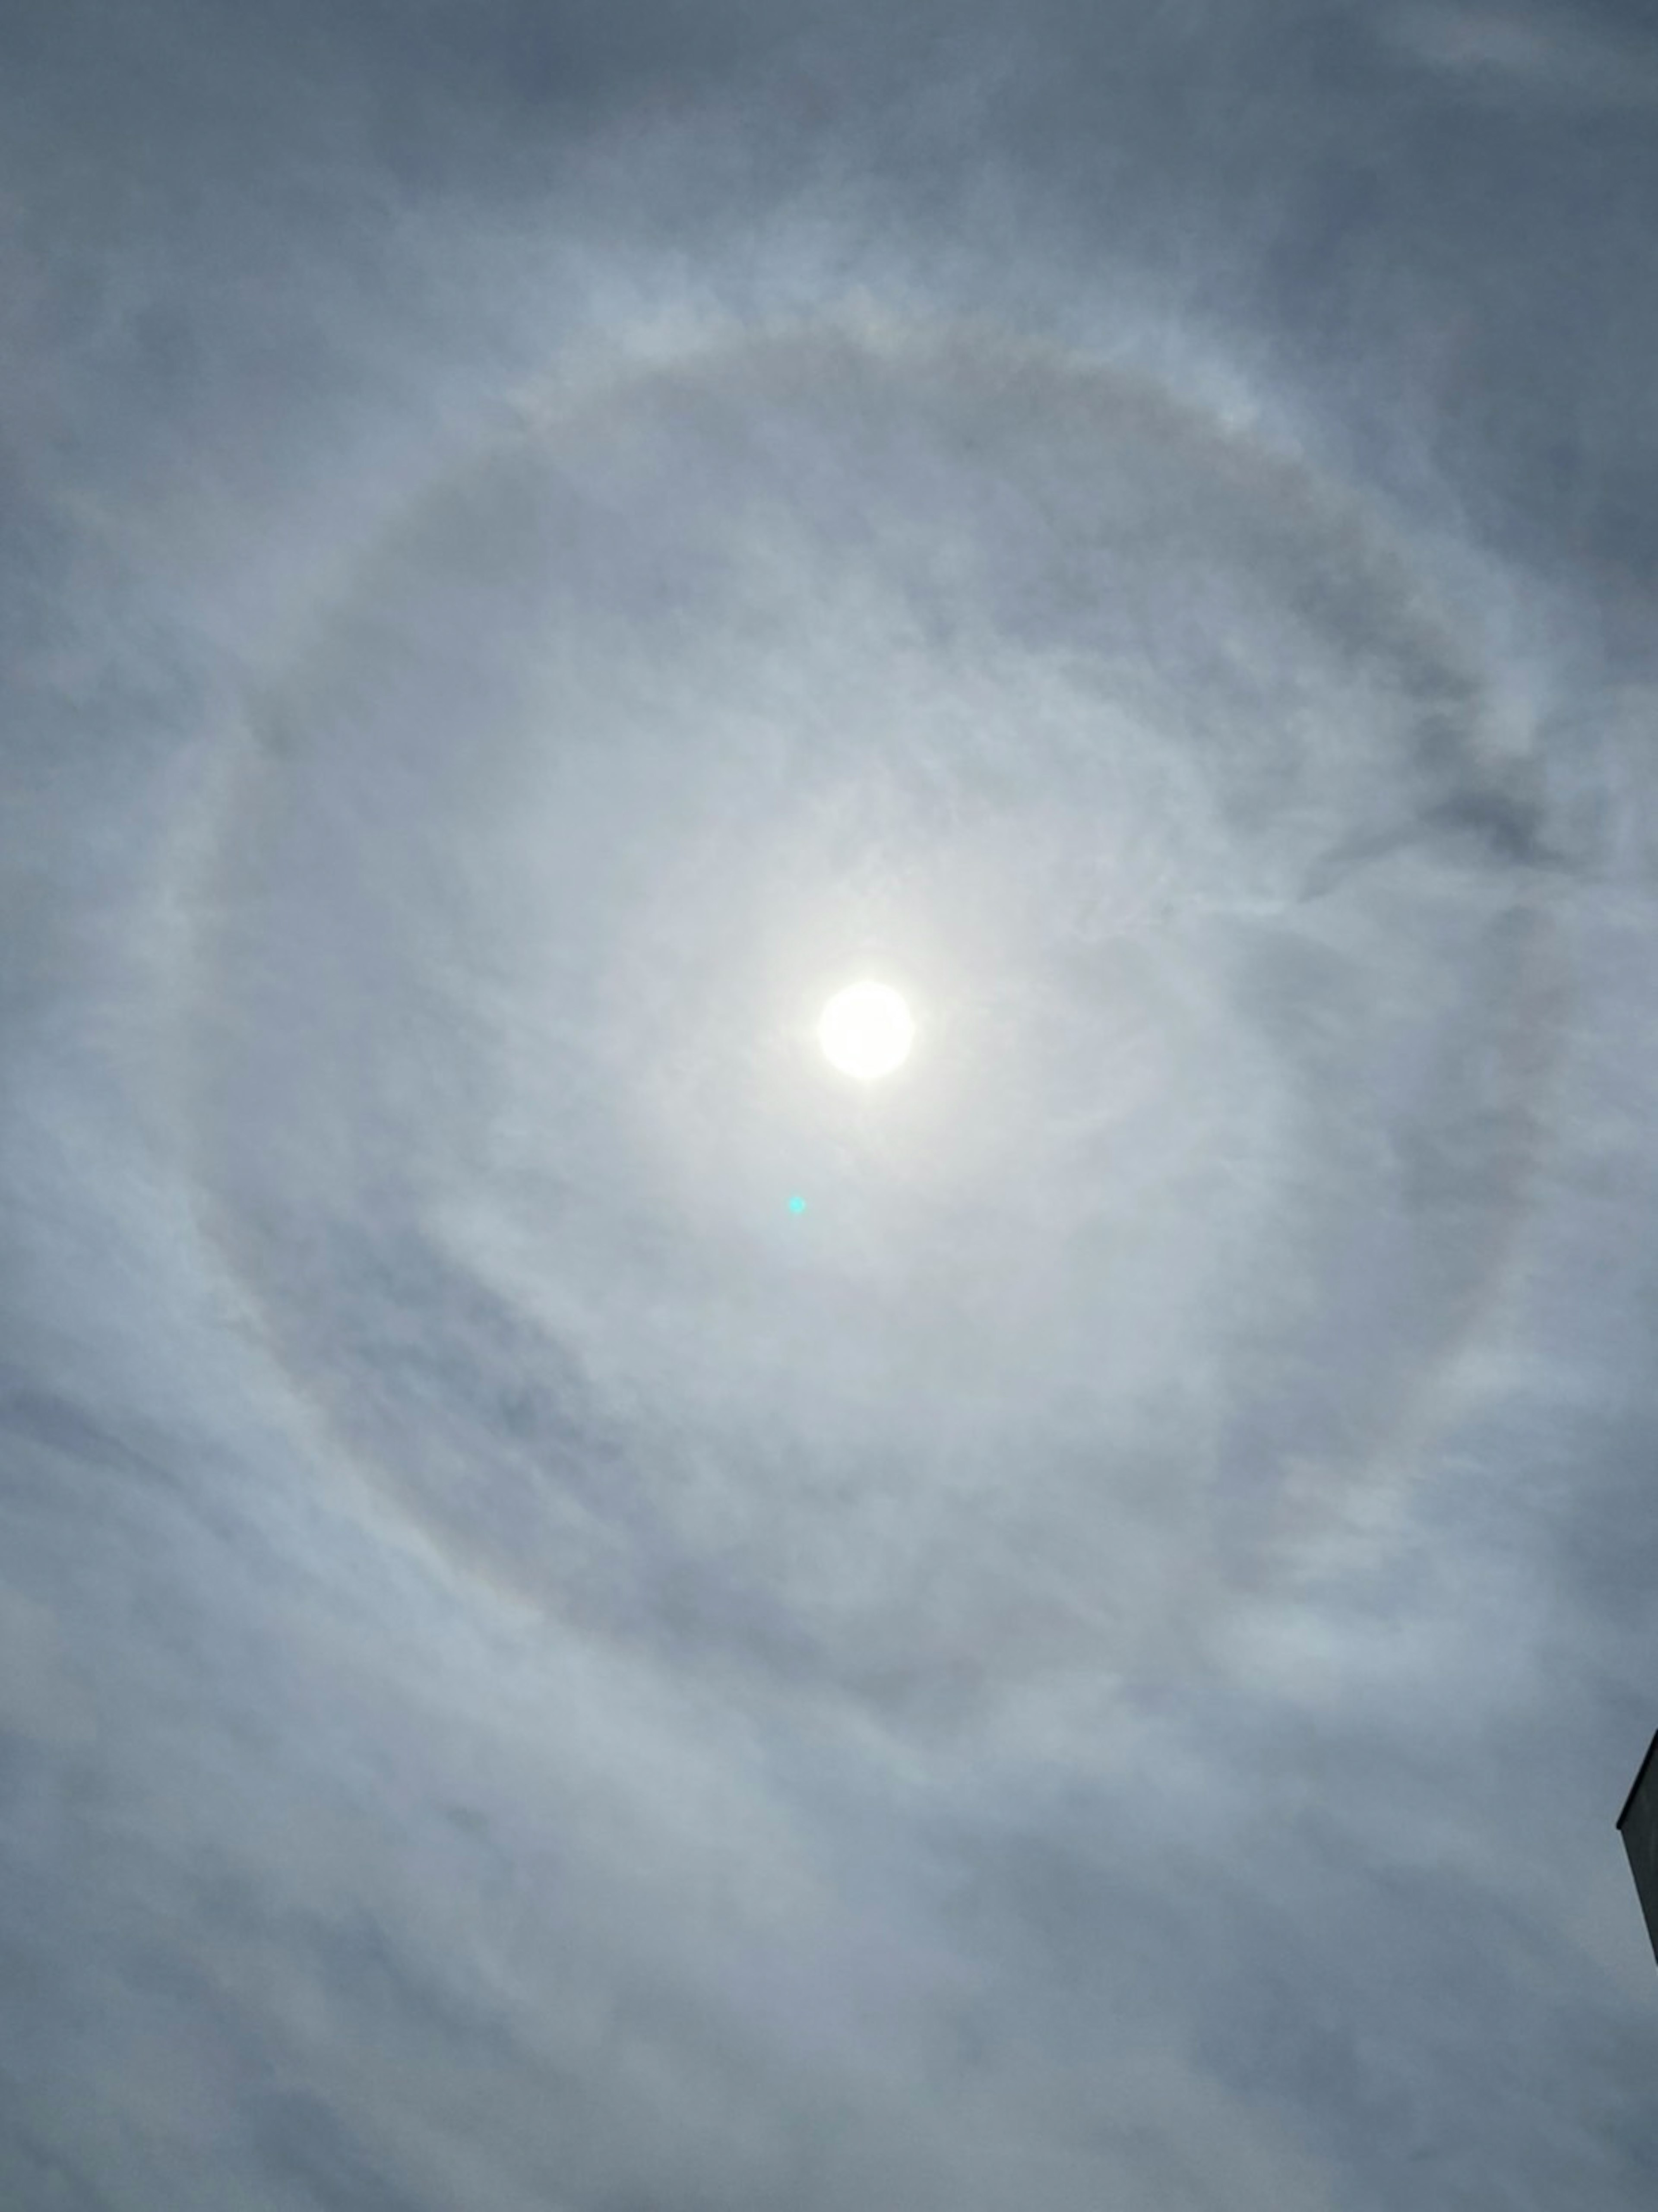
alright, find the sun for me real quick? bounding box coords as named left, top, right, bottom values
left=817, top=981, right=915, bottom=1081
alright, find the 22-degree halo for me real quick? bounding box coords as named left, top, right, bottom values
left=189, top=323, right=1537, bottom=1715
left=817, top=981, right=915, bottom=1081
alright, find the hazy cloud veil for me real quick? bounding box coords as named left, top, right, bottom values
left=3, top=3, right=1658, bottom=2209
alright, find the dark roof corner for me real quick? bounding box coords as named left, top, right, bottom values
left=1616, top=1727, right=1658, bottom=1832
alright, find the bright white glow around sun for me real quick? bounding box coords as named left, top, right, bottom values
left=817, top=981, right=915, bottom=1081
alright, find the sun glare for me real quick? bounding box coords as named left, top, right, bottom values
left=817, top=981, right=914, bottom=1081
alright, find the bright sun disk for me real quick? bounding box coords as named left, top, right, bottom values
left=817, top=981, right=915, bottom=1081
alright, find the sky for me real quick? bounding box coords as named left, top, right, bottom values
left=3, top=1, right=1658, bottom=2207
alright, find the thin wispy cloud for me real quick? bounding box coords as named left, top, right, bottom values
left=1384, top=2, right=1658, bottom=106
left=2, top=4, right=1656, bottom=2209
